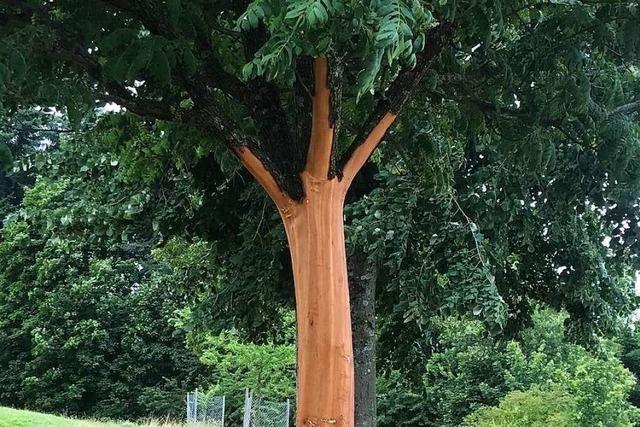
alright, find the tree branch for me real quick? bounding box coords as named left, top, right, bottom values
left=234, top=145, right=293, bottom=210
left=339, top=23, right=453, bottom=183
left=341, top=113, right=397, bottom=185
left=96, top=0, right=305, bottom=200
left=305, top=57, right=334, bottom=179
left=608, top=99, right=640, bottom=116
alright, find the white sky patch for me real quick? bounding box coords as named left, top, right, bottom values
left=513, top=94, right=521, bottom=108
left=471, top=43, right=481, bottom=52
left=38, top=138, right=54, bottom=150
left=636, top=272, right=640, bottom=297
left=557, top=266, right=567, bottom=274
left=100, top=102, right=122, bottom=113
left=602, top=236, right=612, bottom=247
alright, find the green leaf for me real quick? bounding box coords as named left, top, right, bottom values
left=0, top=142, right=12, bottom=172
left=126, top=45, right=154, bottom=81
left=167, top=0, right=182, bottom=27
left=101, top=28, right=136, bottom=53
left=242, top=62, right=255, bottom=80
left=149, top=48, right=171, bottom=86
left=182, top=48, right=197, bottom=75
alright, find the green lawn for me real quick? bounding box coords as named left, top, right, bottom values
left=0, top=407, right=183, bottom=427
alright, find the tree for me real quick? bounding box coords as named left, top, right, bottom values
left=1, top=0, right=640, bottom=425
left=0, top=2, right=447, bottom=423
left=0, top=170, right=207, bottom=419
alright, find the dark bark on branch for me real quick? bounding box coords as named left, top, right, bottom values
left=338, top=23, right=454, bottom=178
left=609, top=99, right=640, bottom=116
left=98, top=0, right=302, bottom=196
left=1, top=0, right=456, bottom=203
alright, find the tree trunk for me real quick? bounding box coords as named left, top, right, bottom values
left=348, top=252, right=378, bottom=427
left=234, top=58, right=398, bottom=427
left=281, top=171, right=354, bottom=426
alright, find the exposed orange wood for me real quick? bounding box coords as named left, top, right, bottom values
left=305, top=57, right=334, bottom=179
left=236, top=57, right=402, bottom=427
left=234, top=146, right=292, bottom=209
left=282, top=172, right=353, bottom=427
left=236, top=93, right=397, bottom=427
left=340, top=112, right=396, bottom=187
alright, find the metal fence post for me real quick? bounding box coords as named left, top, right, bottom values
left=221, top=394, right=226, bottom=427
left=285, top=399, right=291, bottom=427
left=195, top=388, right=198, bottom=423
left=243, top=388, right=251, bottom=427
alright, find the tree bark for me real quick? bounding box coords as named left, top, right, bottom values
left=348, top=252, right=378, bottom=427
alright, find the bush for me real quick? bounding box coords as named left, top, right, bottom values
left=463, top=386, right=576, bottom=427
left=378, top=308, right=639, bottom=426
left=195, top=331, right=295, bottom=427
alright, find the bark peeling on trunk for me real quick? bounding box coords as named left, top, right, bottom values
left=222, top=25, right=449, bottom=427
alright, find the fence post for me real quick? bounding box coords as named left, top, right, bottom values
left=286, top=398, right=291, bottom=427
left=195, top=388, right=199, bottom=423
left=243, top=388, right=251, bottom=427
left=221, top=395, right=226, bottom=427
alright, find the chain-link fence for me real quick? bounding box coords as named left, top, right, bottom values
left=243, top=389, right=290, bottom=427
left=186, top=390, right=226, bottom=426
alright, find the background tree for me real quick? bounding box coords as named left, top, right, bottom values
left=0, top=126, right=209, bottom=418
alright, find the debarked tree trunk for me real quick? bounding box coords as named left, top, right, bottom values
left=282, top=172, right=354, bottom=426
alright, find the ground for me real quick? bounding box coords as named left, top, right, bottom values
left=0, top=407, right=183, bottom=427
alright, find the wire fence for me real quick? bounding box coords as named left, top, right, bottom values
left=187, top=389, right=290, bottom=427
left=243, top=389, right=290, bottom=427
left=186, top=390, right=226, bottom=426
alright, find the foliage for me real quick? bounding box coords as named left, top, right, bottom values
left=1, top=0, right=640, bottom=424
left=192, top=330, right=295, bottom=426
left=462, top=386, right=577, bottom=427
left=0, top=130, right=209, bottom=419
left=377, top=308, right=639, bottom=426
left=617, top=324, right=640, bottom=409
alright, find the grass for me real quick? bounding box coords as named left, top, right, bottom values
left=0, top=407, right=187, bottom=427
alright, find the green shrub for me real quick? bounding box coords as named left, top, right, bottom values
left=380, top=308, right=639, bottom=426
left=463, top=386, right=577, bottom=427
left=196, top=331, right=295, bottom=427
